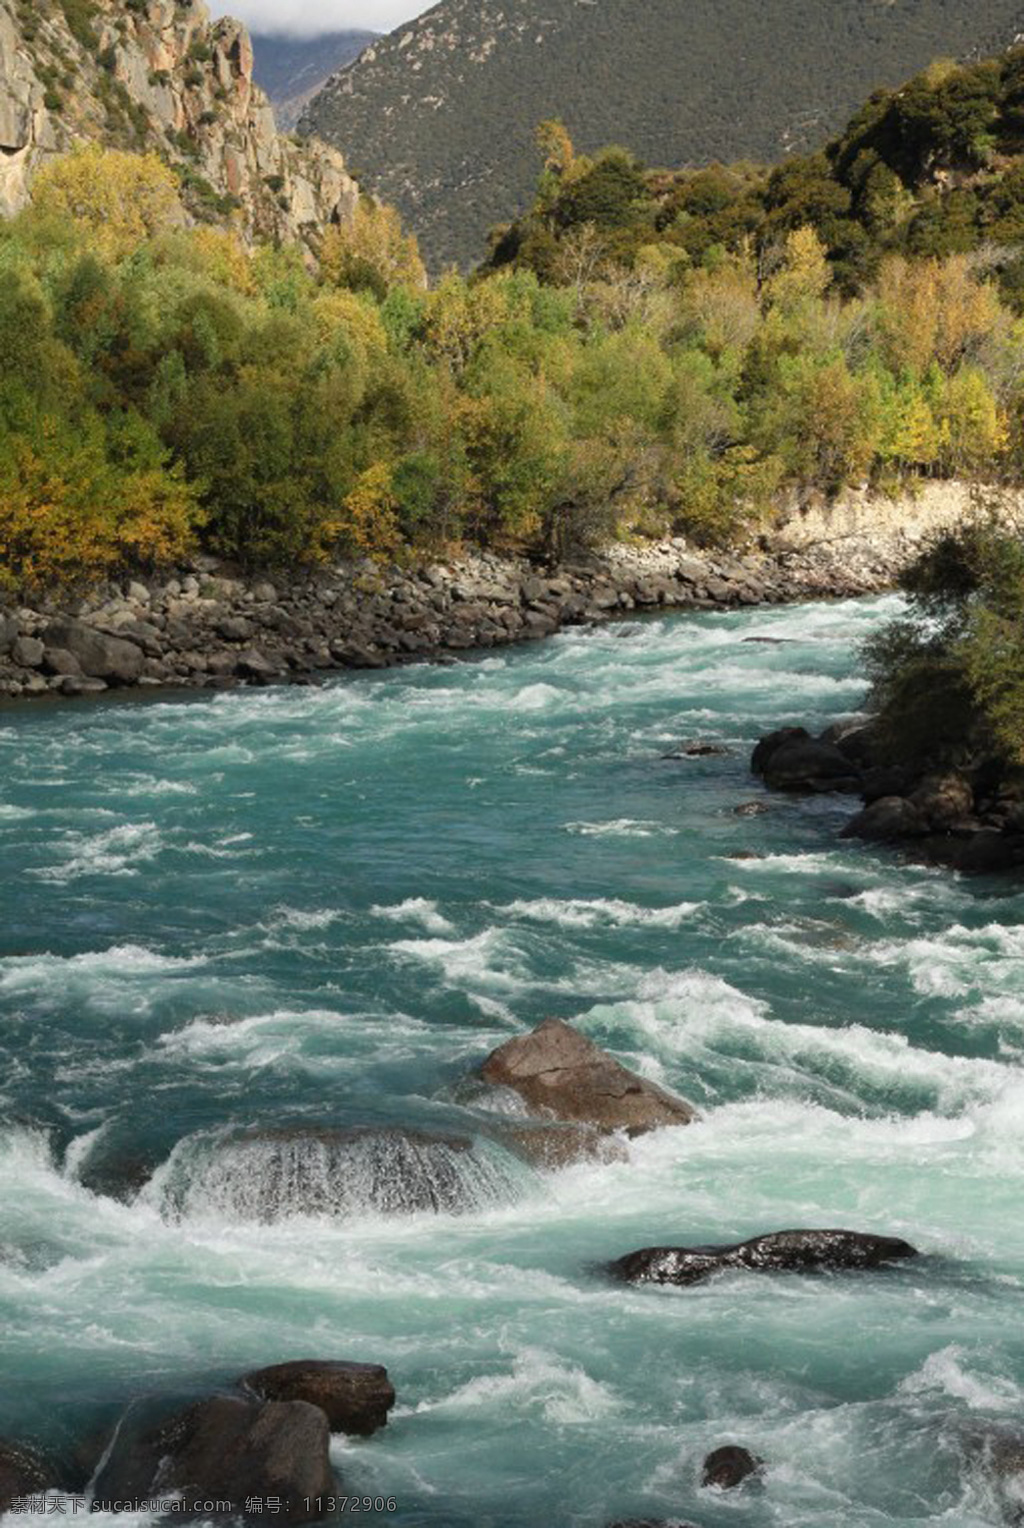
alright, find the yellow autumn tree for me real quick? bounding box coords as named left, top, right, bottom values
left=320, top=199, right=426, bottom=295
left=30, top=145, right=184, bottom=260
left=763, top=226, right=831, bottom=314
left=337, top=463, right=402, bottom=559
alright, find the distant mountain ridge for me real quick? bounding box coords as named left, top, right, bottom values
left=251, top=29, right=375, bottom=130
left=301, top=0, right=1024, bottom=268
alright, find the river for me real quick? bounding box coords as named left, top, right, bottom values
left=1, top=595, right=1022, bottom=1528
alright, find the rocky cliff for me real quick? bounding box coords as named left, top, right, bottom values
left=0, top=0, right=360, bottom=247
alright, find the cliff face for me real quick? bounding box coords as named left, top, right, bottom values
left=0, top=0, right=360, bottom=246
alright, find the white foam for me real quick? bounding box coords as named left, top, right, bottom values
left=899, top=1345, right=1024, bottom=1412
left=565, top=819, right=680, bottom=838
left=502, top=896, right=701, bottom=930
left=415, top=1346, right=618, bottom=1424
left=371, top=898, right=456, bottom=935
left=32, top=822, right=162, bottom=882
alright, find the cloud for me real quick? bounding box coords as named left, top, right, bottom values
left=218, top=0, right=430, bottom=36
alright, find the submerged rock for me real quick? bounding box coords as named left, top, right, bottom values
left=92, top=1395, right=334, bottom=1521
left=480, top=1019, right=698, bottom=1137
left=242, top=1360, right=395, bottom=1438
left=702, top=1444, right=764, bottom=1489
left=608, top=1229, right=918, bottom=1287
left=0, top=1440, right=54, bottom=1512
left=153, top=1125, right=525, bottom=1223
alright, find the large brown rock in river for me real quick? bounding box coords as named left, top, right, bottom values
left=242, top=1360, right=395, bottom=1437
left=608, top=1228, right=918, bottom=1286
left=480, top=1019, right=698, bottom=1136
left=92, top=1394, right=334, bottom=1521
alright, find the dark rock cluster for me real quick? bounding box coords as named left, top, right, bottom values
left=0, top=1358, right=396, bottom=1519
left=752, top=721, right=1024, bottom=873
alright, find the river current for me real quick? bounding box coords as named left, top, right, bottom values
left=1, top=596, right=1023, bottom=1528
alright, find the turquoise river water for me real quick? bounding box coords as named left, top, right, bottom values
left=1, top=596, right=1023, bottom=1528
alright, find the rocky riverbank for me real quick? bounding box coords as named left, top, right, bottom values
left=0, top=505, right=940, bottom=702
left=751, top=721, right=1024, bottom=875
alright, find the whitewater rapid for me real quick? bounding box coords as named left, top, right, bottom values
left=1, top=596, right=1023, bottom=1527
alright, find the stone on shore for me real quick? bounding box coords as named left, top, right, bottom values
left=480, top=1019, right=698, bottom=1137
left=42, top=620, right=143, bottom=684
left=242, top=1360, right=395, bottom=1437
left=607, top=1228, right=918, bottom=1287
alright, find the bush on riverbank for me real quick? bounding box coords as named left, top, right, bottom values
left=863, top=501, right=1024, bottom=766
left=0, top=141, right=1022, bottom=588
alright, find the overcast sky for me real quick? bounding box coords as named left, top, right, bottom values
left=220, top=0, right=429, bottom=35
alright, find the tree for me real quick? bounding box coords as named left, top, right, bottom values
left=30, top=145, right=184, bottom=260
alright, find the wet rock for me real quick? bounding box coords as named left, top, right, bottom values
left=732, top=801, right=770, bottom=818
left=480, top=1019, right=698, bottom=1137
left=953, top=829, right=1023, bottom=875
left=92, top=1395, right=333, bottom=1522
left=750, top=725, right=809, bottom=775
left=0, top=1440, right=54, bottom=1512
left=242, top=1360, right=395, bottom=1437
left=666, top=741, right=730, bottom=758
left=42, top=620, right=143, bottom=684
left=607, top=1229, right=918, bottom=1287
left=702, top=1444, right=763, bottom=1489
left=840, top=796, right=929, bottom=843
left=760, top=737, right=862, bottom=793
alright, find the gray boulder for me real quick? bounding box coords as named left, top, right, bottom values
left=42, top=620, right=143, bottom=684
left=480, top=1019, right=698, bottom=1136
left=242, top=1360, right=395, bottom=1437
left=11, top=635, right=44, bottom=669
left=608, top=1229, right=918, bottom=1287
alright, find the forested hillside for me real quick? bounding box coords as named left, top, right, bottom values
left=302, top=0, right=1024, bottom=268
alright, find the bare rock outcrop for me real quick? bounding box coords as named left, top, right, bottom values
left=0, top=0, right=359, bottom=247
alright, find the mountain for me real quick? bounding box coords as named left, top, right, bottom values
left=250, top=29, right=375, bottom=131
left=0, top=0, right=360, bottom=247
left=301, top=0, right=1024, bottom=269
left=485, top=45, right=1024, bottom=310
